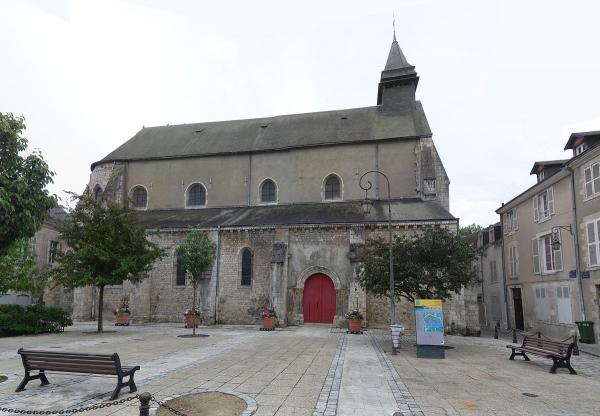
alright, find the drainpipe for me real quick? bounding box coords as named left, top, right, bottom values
left=499, top=211, right=511, bottom=329
left=568, top=167, right=587, bottom=321
left=213, top=225, right=222, bottom=325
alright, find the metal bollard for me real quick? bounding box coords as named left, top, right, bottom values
left=537, top=331, right=541, bottom=339
left=572, top=335, right=580, bottom=356
left=494, top=326, right=498, bottom=339
left=139, top=392, right=152, bottom=416
left=512, top=329, right=517, bottom=344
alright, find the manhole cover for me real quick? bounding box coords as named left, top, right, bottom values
left=178, top=334, right=210, bottom=338
left=156, top=392, right=246, bottom=416
left=0, top=376, right=7, bottom=384
left=523, top=393, right=539, bottom=398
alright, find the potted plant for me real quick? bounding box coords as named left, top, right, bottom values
left=345, top=309, right=364, bottom=333
left=112, top=295, right=130, bottom=326
left=184, top=307, right=200, bottom=328
left=261, top=307, right=277, bottom=331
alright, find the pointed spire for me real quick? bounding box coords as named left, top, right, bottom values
left=384, top=33, right=412, bottom=71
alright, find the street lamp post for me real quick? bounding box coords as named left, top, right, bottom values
left=359, top=170, right=399, bottom=354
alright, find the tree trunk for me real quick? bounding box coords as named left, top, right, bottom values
left=97, top=285, right=105, bottom=333
left=192, top=282, right=197, bottom=336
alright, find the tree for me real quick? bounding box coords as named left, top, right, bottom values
left=359, top=227, right=479, bottom=303
left=176, top=228, right=215, bottom=335
left=0, top=238, right=45, bottom=296
left=51, top=195, right=165, bottom=332
left=459, top=223, right=482, bottom=237
left=0, top=113, right=56, bottom=255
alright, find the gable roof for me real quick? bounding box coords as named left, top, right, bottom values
left=91, top=104, right=431, bottom=169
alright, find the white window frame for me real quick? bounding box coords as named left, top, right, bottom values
left=504, top=209, right=518, bottom=235
left=533, top=231, right=563, bottom=274
left=533, top=187, right=554, bottom=222
left=584, top=162, right=600, bottom=200
left=538, top=171, right=545, bottom=182
left=576, top=143, right=588, bottom=156
left=47, top=241, right=60, bottom=265
left=586, top=218, right=600, bottom=267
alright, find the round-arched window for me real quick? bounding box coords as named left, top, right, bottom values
left=187, top=183, right=206, bottom=207
left=93, top=186, right=103, bottom=200
left=260, top=179, right=277, bottom=203
left=324, top=175, right=341, bottom=200
left=131, top=186, right=148, bottom=209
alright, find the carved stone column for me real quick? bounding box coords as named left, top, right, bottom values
left=270, top=241, right=287, bottom=326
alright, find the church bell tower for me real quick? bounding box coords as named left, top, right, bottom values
left=377, top=32, right=419, bottom=113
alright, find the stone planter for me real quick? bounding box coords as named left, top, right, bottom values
left=262, top=317, right=276, bottom=330
left=348, top=319, right=363, bottom=333
left=115, top=313, right=130, bottom=326
left=185, top=314, right=199, bottom=328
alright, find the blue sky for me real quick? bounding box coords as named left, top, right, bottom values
left=2, top=0, right=599, bottom=226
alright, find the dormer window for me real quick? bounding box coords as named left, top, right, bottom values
left=537, top=171, right=545, bottom=182
left=576, top=143, right=588, bottom=156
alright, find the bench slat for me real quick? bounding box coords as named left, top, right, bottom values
left=24, top=358, right=118, bottom=368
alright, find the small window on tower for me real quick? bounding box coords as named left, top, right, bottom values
left=424, top=179, right=436, bottom=194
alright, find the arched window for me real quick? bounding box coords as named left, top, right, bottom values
left=241, top=248, right=252, bottom=287
left=93, top=186, right=103, bottom=200
left=187, top=183, right=206, bottom=207
left=324, top=174, right=341, bottom=200
left=131, top=186, right=147, bottom=209
left=260, top=179, right=277, bottom=203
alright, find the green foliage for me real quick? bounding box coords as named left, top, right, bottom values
left=0, top=304, right=72, bottom=336
left=459, top=223, right=483, bottom=236
left=0, top=113, right=56, bottom=255
left=0, top=238, right=45, bottom=294
left=359, top=227, right=479, bottom=302
left=51, top=195, right=165, bottom=331
left=176, top=228, right=214, bottom=284
left=176, top=228, right=214, bottom=333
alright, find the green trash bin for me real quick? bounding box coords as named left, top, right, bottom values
left=575, top=321, right=595, bottom=344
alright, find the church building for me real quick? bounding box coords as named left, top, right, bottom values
left=72, top=35, right=472, bottom=329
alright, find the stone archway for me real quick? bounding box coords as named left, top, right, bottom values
left=297, top=265, right=342, bottom=290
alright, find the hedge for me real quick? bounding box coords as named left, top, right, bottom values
left=0, top=304, right=73, bottom=336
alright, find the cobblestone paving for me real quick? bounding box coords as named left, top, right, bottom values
left=370, top=334, right=423, bottom=416
left=313, top=334, right=345, bottom=416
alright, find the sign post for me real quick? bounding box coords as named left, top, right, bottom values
left=415, top=299, right=445, bottom=359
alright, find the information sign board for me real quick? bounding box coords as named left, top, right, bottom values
left=415, top=299, right=444, bottom=346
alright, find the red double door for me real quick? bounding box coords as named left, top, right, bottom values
left=303, top=273, right=336, bottom=324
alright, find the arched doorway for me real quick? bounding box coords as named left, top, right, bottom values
left=303, top=273, right=336, bottom=324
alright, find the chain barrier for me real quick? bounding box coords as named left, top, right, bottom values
left=0, top=395, right=138, bottom=415
left=151, top=396, right=187, bottom=416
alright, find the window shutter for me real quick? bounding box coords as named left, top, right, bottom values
left=587, top=221, right=598, bottom=266
left=533, top=196, right=539, bottom=222
left=532, top=238, right=540, bottom=274
left=585, top=167, right=593, bottom=197
left=547, top=188, right=554, bottom=215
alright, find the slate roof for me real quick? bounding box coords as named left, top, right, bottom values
left=136, top=199, right=455, bottom=229
left=564, top=130, right=600, bottom=150
left=91, top=105, right=431, bottom=169
left=529, top=160, right=568, bottom=175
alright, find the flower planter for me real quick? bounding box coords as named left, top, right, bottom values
left=115, top=313, right=130, bottom=326
left=185, top=314, right=199, bottom=328
left=262, top=317, right=276, bottom=331
left=348, top=319, right=363, bottom=333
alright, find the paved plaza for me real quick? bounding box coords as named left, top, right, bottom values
left=1, top=324, right=600, bottom=416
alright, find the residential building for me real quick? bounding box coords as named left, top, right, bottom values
left=475, top=224, right=506, bottom=329
left=497, top=131, right=600, bottom=341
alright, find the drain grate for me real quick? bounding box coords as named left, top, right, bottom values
left=522, top=393, right=539, bottom=398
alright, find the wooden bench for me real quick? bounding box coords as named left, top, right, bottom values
left=506, top=335, right=576, bottom=374
left=16, top=348, right=140, bottom=399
